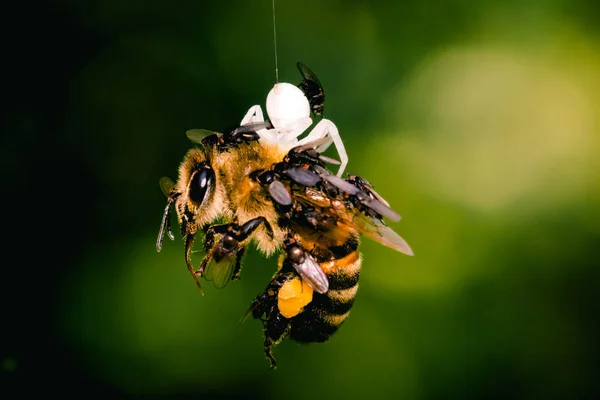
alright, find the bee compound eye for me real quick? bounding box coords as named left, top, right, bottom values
left=189, top=165, right=214, bottom=203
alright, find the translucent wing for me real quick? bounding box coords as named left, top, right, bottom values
left=311, top=166, right=401, bottom=221
left=186, top=129, right=216, bottom=144
left=312, top=165, right=360, bottom=195
left=293, top=188, right=414, bottom=256
left=231, top=121, right=273, bottom=134
left=297, top=62, right=325, bottom=116
left=293, top=136, right=331, bottom=153
left=285, top=167, right=321, bottom=187
left=159, top=176, right=175, bottom=198
left=268, top=180, right=293, bottom=205
left=352, top=214, right=413, bottom=256
left=203, top=251, right=238, bottom=289
left=356, top=194, right=401, bottom=222
left=278, top=142, right=412, bottom=256
left=292, top=252, right=329, bottom=294
left=318, top=154, right=341, bottom=166
left=297, top=62, right=323, bottom=89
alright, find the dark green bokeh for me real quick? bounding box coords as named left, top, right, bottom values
left=3, top=0, right=599, bottom=398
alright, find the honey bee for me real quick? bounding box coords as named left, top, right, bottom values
left=156, top=62, right=413, bottom=368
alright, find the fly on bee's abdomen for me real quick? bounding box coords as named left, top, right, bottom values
left=247, top=235, right=361, bottom=367
left=288, top=236, right=361, bottom=342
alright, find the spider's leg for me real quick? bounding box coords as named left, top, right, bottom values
left=241, top=105, right=272, bottom=141
left=296, top=118, right=347, bottom=177
left=241, top=105, right=265, bottom=124
left=273, top=117, right=313, bottom=146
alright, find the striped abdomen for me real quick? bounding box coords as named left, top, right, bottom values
left=288, top=236, right=362, bottom=343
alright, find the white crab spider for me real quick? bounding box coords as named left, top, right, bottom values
left=239, top=82, right=348, bottom=177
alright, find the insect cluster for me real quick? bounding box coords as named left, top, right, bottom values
left=156, top=62, right=413, bottom=368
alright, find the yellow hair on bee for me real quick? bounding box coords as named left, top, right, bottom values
left=212, top=141, right=289, bottom=256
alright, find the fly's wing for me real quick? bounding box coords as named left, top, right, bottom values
left=232, top=121, right=274, bottom=134
left=292, top=252, right=329, bottom=294
left=312, top=165, right=401, bottom=221
left=297, top=62, right=325, bottom=116
left=297, top=62, right=323, bottom=90
left=187, top=121, right=273, bottom=149
left=198, top=236, right=245, bottom=289
left=186, top=129, right=216, bottom=144
left=202, top=248, right=238, bottom=289
left=268, top=180, right=293, bottom=205
left=273, top=140, right=413, bottom=256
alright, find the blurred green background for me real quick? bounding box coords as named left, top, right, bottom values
left=3, top=0, right=600, bottom=398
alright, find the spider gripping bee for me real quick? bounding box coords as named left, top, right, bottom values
left=156, top=62, right=413, bottom=368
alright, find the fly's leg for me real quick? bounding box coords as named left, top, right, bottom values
left=231, top=247, right=246, bottom=280
left=196, top=217, right=273, bottom=278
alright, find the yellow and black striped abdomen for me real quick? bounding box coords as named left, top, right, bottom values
left=288, top=236, right=362, bottom=343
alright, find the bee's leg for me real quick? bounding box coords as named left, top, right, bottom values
left=263, top=310, right=290, bottom=370
left=184, top=233, right=204, bottom=295
left=156, top=191, right=177, bottom=252
left=241, top=271, right=294, bottom=369
left=238, top=216, right=274, bottom=240
left=196, top=245, right=216, bottom=279
left=264, top=336, right=278, bottom=369
left=241, top=270, right=289, bottom=323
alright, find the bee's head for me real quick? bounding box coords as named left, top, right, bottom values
left=175, top=149, right=220, bottom=237
left=266, top=82, right=310, bottom=132
left=156, top=148, right=221, bottom=293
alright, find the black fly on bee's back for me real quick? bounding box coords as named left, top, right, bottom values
left=156, top=60, right=414, bottom=369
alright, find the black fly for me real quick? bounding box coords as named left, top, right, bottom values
left=297, top=62, right=325, bottom=116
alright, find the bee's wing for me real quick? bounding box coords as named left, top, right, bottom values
left=159, top=176, right=175, bottom=198
left=293, top=252, right=329, bottom=294
left=293, top=188, right=413, bottom=256
left=352, top=214, right=414, bottom=256
left=203, top=251, right=238, bottom=289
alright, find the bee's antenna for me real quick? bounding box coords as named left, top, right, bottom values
left=272, top=0, right=279, bottom=83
